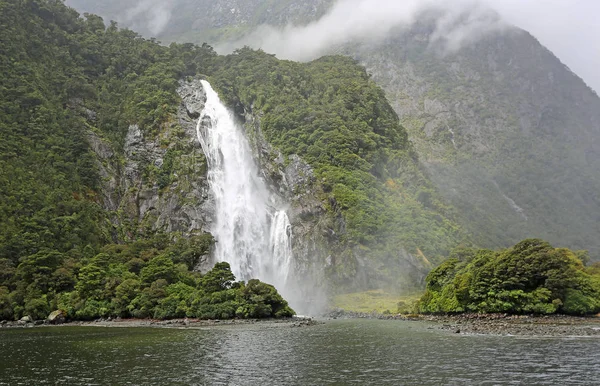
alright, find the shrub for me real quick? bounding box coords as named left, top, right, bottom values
left=419, top=239, right=600, bottom=315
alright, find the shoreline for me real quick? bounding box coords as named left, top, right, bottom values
left=425, top=313, right=600, bottom=336
left=3, top=312, right=600, bottom=337
left=0, top=316, right=320, bottom=330
left=325, top=309, right=600, bottom=337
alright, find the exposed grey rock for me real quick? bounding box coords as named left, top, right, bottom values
left=178, top=78, right=207, bottom=120
left=86, top=131, right=121, bottom=213
left=240, top=109, right=331, bottom=302
left=82, top=77, right=213, bottom=239
left=47, top=310, right=66, bottom=324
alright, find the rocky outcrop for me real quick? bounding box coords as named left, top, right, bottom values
left=83, top=75, right=333, bottom=289
left=86, top=78, right=213, bottom=240
left=241, top=110, right=332, bottom=297
left=17, top=315, right=32, bottom=325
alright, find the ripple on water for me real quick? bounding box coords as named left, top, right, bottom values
left=1, top=321, right=599, bottom=385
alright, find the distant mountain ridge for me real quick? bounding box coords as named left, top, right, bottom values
left=66, top=0, right=333, bottom=43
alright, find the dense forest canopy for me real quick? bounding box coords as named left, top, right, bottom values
left=209, top=49, right=466, bottom=287
left=0, top=0, right=291, bottom=320
left=66, top=0, right=600, bottom=259
left=419, top=239, right=600, bottom=315
left=0, top=0, right=466, bottom=319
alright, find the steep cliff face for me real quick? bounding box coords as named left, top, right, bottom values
left=350, top=25, right=600, bottom=253
left=85, top=76, right=341, bottom=295
left=86, top=79, right=212, bottom=242
left=242, top=109, right=332, bottom=291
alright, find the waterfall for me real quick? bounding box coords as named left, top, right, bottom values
left=270, top=210, right=293, bottom=288
left=196, top=80, right=294, bottom=295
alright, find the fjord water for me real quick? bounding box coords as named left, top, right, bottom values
left=2, top=320, right=599, bottom=385
left=196, top=80, right=293, bottom=297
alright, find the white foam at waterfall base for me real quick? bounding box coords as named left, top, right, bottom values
left=196, top=80, right=296, bottom=304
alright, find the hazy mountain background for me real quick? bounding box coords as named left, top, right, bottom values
left=66, top=0, right=600, bottom=257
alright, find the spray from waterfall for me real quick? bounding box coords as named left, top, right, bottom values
left=196, top=80, right=294, bottom=300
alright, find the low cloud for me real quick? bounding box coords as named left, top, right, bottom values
left=481, top=0, right=600, bottom=93
left=87, top=0, right=597, bottom=92
left=214, top=0, right=598, bottom=92
left=124, top=0, right=175, bottom=36
left=217, top=0, right=508, bottom=61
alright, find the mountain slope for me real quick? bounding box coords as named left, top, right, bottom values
left=65, top=0, right=333, bottom=43
left=1, top=0, right=469, bottom=323
left=208, top=49, right=466, bottom=289
left=65, top=0, right=600, bottom=257
left=353, top=22, right=600, bottom=254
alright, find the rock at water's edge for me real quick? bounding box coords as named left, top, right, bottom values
left=48, top=310, right=66, bottom=324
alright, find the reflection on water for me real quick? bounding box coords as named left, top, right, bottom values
left=1, top=319, right=599, bottom=385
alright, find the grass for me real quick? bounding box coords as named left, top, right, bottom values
left=332, top=290, right=422, bottom=315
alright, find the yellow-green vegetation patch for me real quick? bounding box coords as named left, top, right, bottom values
left=332, top=290, right=421, bottom=314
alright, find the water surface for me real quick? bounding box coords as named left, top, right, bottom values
left=1, top=319, right=599, bottom=385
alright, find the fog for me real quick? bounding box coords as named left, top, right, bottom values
left=72, top=0, right=598, bottom=92
left=214, top=0, right=600, bottom=92
left=484, top=0, right=600, bottom=93
left=217, top=0, right=507, bottom=59
left=123, top=0, right=175, bottom=36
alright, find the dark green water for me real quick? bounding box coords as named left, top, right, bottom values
left=1, top=319, right=599, bottom=385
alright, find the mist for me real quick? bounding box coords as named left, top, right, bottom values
left=216, top=0, right=508, bottom=60
left=484, top=0, right=600, bottom=93
left=70, top=0, right=599, bottom=95
left=213, top=0, right=599, bottom=93
left=123, top=0, right=175, bottom=36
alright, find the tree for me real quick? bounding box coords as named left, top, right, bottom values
left=419, top=239, right=600, bottom=315
left=200, top=262, right=235, bottom=293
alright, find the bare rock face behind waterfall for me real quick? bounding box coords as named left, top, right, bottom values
left=86, top=78, right=212, bottom=240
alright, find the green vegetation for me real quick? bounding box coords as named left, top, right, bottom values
left=419, top=239, right=600, bottom=315
left=1, top=0, right=467, bottom=300
left=357, top=28, right=600, bottom=258
left=0, top=0, right=212, bottom=264
left=332, top=290, right=420, bottom=315
left=0, top=0, right=292, bottom=321
left=66, top=0, right=334, bottom=44
left=0, top=234, right=293, bottom=321
left=1, top=1, right=598, bottom=321
left=69, top=0, right=600, bottom=259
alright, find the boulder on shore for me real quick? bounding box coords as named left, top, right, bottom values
left=47, top=310, right=66, bottom=325
left=18, top=316, right=32, bottom=325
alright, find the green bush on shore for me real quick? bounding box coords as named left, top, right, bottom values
left=0, top=234, right=294, bottom=321
left=418, top=239, right=600, bottom=315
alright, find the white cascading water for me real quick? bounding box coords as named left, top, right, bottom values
left=196, top=80, right=294, bottom=295
left=269, top=210, right=293, bottom=286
